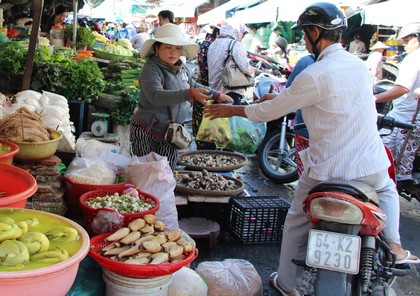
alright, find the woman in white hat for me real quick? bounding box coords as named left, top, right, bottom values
left=130, top=24, right=233, bottom=169
left=366, top=41, right=389, bottom=83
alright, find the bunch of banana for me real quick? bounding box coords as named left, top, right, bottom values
left=99, top=214, right=195, bottom=265
left=0, top=217, right=78, bottom=270
left=92, top=31, right=109, bottom=44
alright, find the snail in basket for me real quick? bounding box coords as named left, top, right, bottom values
left=175, top=170, right=238, bottom=191
left=99, top=214, right=194, bottom=265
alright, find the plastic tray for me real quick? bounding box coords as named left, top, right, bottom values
left=89, top=233, right=196, bottom=278
left=177, top=150, right=248, bottom=172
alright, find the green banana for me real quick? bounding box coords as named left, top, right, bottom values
left=0, top=240, right=30, bottom=268
left=0, top=222, right=23, bottom=242
left=19, top=232, right=50, bottom=255
left=45, top=227, right=78, bottom=243
left=31, top=247, right=69, bottom=263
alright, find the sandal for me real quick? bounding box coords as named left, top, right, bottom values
left=269, top=272, right=301, bottom=296
left=396, top=250, right=420, bottom=265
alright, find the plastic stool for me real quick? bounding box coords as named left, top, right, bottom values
left=178, top=217, right=220, bottom=250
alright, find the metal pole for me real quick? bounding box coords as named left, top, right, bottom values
left=72, top=0, right=78, bottom=51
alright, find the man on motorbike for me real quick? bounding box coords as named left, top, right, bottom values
left=376, top=22, right=420, bottom=181
left=204, top=3, right=419, bottom=295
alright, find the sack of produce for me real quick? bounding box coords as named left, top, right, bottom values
left=196, top=259, right=263, bottom=296
left=168, top=267, right=208, bottom=296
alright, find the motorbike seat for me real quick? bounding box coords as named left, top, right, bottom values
left=308, top=180, right=379, bottom=205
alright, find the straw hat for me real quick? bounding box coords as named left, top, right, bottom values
left=370, top=41, right=389, bottom=51
left=140, top=24, right=199, bottom=59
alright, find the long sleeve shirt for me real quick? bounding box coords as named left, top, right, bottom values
left=245, top=44, right=390, bottom=181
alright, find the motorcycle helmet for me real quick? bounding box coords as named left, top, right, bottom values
left=397, top=22, right=420, bottom=40
left=291, top=2, right=347, bottom=31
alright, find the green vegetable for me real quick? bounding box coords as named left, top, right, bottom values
left=64, top=25, right=95, bottom=49
left=0, top=42, right=27, bottom=75
left=111, top=88, right=139, bottom=125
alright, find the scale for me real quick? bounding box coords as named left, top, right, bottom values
left=91, top=112, right=110, bottom=137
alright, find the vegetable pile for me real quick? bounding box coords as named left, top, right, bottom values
left=84, top=192, right=155, bottom=214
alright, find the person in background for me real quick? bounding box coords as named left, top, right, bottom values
left=248, top=26, right=264, bottom=54
left=43, top=5, right=68, bottom=32
left=203, top=3, right=419, bottom=295
left=365, top=41, right=389, bottom=83
left=267, top=26, right=282, bottom=57
left=130, top=23, right=150, bottom=52
left=207, top=19, right=254, bottom=106
left=116, top=22, right=130, bottom=40
left=158, top=10, right=174, bottom=26
left=130, top=24, right=233, bottom=169
left=91, top=22, right=103, bottom=34
left=348, top=33, right=366, bottom=54
left=376, top=22, right=420, bottom=181
left=105, top=23, right=116, bottom=41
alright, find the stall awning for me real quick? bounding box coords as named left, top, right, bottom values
left=231, top=0, right=279, bottom=24
left=362, top=0, right=420, bottom=27
left=197, top=0, right=252, bottom=25
left=147, top=0, right=208, bottom=18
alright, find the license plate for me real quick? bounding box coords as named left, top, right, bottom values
left=306, top=229, right=361, bottom=274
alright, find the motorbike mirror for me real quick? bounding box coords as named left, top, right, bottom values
left=275, top=36, right=288, bottom=57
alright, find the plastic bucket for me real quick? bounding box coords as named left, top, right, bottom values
left=103, top=269, right=172, bottom=296
left=0, top=140, right=19, bottom=165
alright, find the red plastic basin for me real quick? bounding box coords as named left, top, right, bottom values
left=0, top=163, right=37, bottom=207
left=0, top=140, right=19, bottom=165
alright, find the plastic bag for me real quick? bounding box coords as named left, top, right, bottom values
left=127, top=152, right=179, bottom=230
left=168, top=267, right=208, bottom=296
left=90, top=209, right=125, bottom=235
left=196, top=117, right=232, bottom=147
left=196, top=259, right=262, bottom=296
left=65, top=157, right=116, bottom=184
left=226, top=117, right=267, bottom=154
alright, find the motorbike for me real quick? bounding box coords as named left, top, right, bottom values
left=297, top=115, right=414, bottom=296
left=249, top=37, right=300, bottom=184
left=374, top=79, right=420, bottom=203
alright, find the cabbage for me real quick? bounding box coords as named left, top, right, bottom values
left=101, top=44, right=133, bottom=57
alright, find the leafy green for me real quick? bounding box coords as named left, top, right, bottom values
left=111, top=88, right=139, bottom=125
left=0, top=42, right=27, bottom=75
left=64, top=25, right=95, bottom=49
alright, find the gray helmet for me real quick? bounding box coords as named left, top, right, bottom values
left=398, top=22, right=420, bottom=40
left=275, top=36, right=288, bottom=55
left=291, top=2, right=347, bottom=31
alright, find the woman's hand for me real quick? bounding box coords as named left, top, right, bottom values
left=190, top=88, right=212, bottom=105
left=254, top=93, right=277, bottom=103
left=216, top=93, right=234, bottom=104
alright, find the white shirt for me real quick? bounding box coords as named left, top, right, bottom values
left=388, top=48, right=420, bottom=122
left=349, top=40, right=366, bottom=54
left=245, top=43, right=390, bottom=181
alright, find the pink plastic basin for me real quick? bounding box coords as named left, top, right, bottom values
left=0, top=208, right=90, bottom=296
left=0, top=163, right=37, bottom=208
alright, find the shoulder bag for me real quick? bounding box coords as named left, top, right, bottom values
left=221, top=40, right=254, bottom=89
left=164, top=106, right=193, bottom=150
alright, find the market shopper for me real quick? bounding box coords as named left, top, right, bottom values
left=130, top=24, right=233, bottom=169
left=158, top=10, right=174, bottom=26
left=43, top=5, right=68, bottom=32
left=376, top=22, right=420, bottom=181
left=365, top=41, right=389, bottom=83
left=130, top=23, right=150, bottom=52
left=348, top=33, right=366, bottom=54
left=204, top=3, right=419, bottom=295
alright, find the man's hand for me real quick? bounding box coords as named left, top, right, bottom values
left=254, top=93, right=277, bottom=103
left=414, top=88, right=420, bottom=100
left=191, top=88, right=212, bottom=105
left=203, top=103, right=246, bottom=120
left=216, top=93, right=234, bottom=104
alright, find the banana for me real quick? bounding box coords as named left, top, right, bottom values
left=150, top=252, right=169, bottom=264
left=166, top=229, right=181, bottom=242
left=0, top=222, right=23, bottom=242
left=168, top=245, right=184, bottom=259
left=45, top=227, right=78, bottom=243
left=140, top=224, right=154, bottom=235
left=105, top=227, right=130, bottom=242
left=0, top=240, right=30, bottom=268
left=151, top=234, right=167, bottom=245
left=120, top=231, right=141, bottom=245
left=128, top=218, right=146, bottom=231
left=144, top=214, right=157, bottom=225
left=133, top=235, right=154, bottom=246
left=117, top=245, right=141, bottom=258
left=19, top=232, right=50, bottom=255
left=30, top=247, right=69, bottom=263
left=125, top=256, right=150, bottom=265
left=154, top=221, right=167, bottom=232
left=141, top=240, right=162, bottom=253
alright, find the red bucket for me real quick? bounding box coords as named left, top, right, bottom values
left=0, top=140, right=19, bottom=165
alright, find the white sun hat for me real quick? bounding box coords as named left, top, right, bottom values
left=370, top=41, right=389, bottom=51
left=140, top=23, right=199, bottom=59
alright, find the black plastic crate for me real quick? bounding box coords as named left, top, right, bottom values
left=228, top=196, right=290, bottom=244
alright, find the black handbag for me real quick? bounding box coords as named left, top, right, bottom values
left=221, top=40, right=254, bottom=89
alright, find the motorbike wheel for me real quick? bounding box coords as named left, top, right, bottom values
left=257, top=130, right=298, bottom=184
